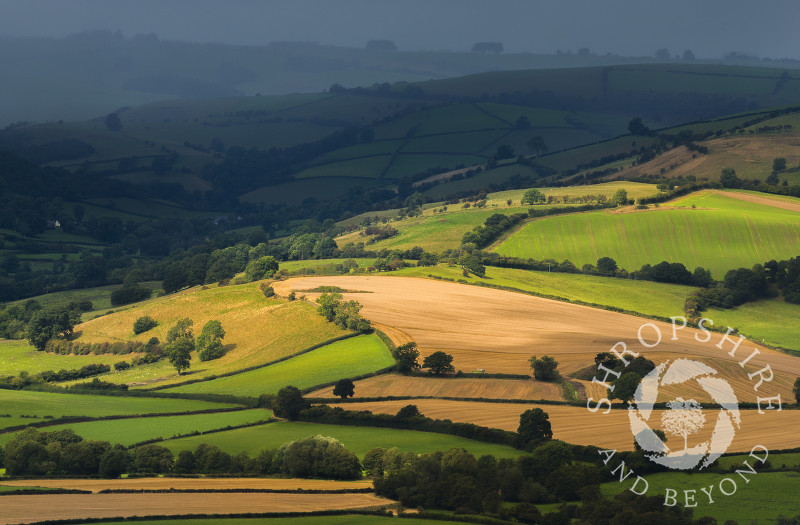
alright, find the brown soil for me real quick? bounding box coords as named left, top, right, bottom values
left=714, top=190, right=800, bottom=212
left=0, top=492, right=391, bottom=525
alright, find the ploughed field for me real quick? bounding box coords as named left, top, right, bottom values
left=0, top=492, right=392, bottom=525
left=275, top=275, right=800, bottom=403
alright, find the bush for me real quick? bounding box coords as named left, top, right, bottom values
left=133, top=316, right=157, bottom=335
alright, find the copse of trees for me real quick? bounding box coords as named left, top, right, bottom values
left=333, top=378, right=355, bottom=398
left=26, top=306, right=76, bottom=351
left=517, top=408, right=553, bottom=443
left=529, top=355, right=559, bottom=381
left=315, top=292, right=372, bottom=333
left=133, top=316, right=157, bottom=334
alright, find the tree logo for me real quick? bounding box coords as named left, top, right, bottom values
left=628, top=358, right=741, bottom=470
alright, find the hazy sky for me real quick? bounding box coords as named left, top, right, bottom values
left=1, top=0, right=799, bottom=59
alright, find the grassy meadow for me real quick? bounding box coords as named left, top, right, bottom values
left=164, top=334, right=395, bottom=396
left=0, top=389, right=239, bottom=431
left=159, top=420, right=524, bottom=459
left=495, top=191, right=800, bottom=279
left=602, top=471, right=800, bottom=524
left=0, top=409, right=270, bottom=447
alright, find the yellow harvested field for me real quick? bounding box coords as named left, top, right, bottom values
left=308, top=373, right=565, bottom=401
left=0, top=492, right=392, bottom=525
left=276, top=276, right=800, bottom=402
left=347, top=399, right=800, bottom=453
left=6, top=477, right=373, bottom=493
left=73, top=282, right=347, bottom=386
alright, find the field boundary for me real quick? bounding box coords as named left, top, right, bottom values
left=146, top=332, right=362, bottom=392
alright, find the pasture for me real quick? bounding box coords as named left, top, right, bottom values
left=273, top=276, right=800, bottom=403
left=159, top=420, right=524, bottom=459
left=0, top=409, right=269, bottom=447
left=164, top=334, right=394, bottom=396
left=0, top=389, right=238, bottom=432
left=602, top=471, right=800, bottom=524
left=494, top=191, right=800, bottom=279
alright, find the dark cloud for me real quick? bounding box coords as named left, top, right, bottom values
left=0, top=0, right=798, bottom=59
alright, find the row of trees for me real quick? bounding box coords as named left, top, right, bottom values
left=2, top=428, right=360, bottom=480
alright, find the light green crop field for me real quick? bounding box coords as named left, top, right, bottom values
left=0, top=389, right=238, bottom=430
left=0, top=409, right=270, bottom=447
left=707, top=298, right=800, bottom=351
left=602, top=471, right=800, bottom=524
left=336, top=206, right=532, bottom=253
left=159, top=421, right=524, bottom=459
left=164, top=334, right=394, bottom=396
left=392, top=264, right=693, bottom=319
left=495, top=191, right=800, bottom=279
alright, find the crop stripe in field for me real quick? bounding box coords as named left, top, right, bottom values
left=128, top=419, right=275, bottom=449
left=0, top=407, right=253, bottom=435
left=301, top=364, right=397, bottom=394
left=144, top=333, right=362, bottom=392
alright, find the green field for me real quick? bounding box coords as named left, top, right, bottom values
left=0, top=339, right=136, bottom=377
left=393, top=264, right=693, bottom=319
left=487, top=181, right=659, bottom=206
left=279, top=258, right=375, bottom=274
left=0, top=409, right=270, bottom=447
left=0, top=389, right=239, bottom=431
left=164, top=334, right=394, bottom=396
left=602, top=471, right=800, bottom=524
left=708, top=298, right=800, bottom=351
left=495, top=191, right=800, bottom=279
left=160, top=421, right=524, bottom=459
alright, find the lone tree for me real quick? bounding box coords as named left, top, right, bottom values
left=521, top=188, right=546, bottom=205
left=196, top=320, right=226, bottom=361
left=167, top=318, right=194, bottom=343
left=274, top=386, right=308, bottom=420
left=244, top=256, right=279, bottom=282
left=393, top=342, right=421, bottom=374
left=165, top=336, right=193, bottom=375
left=627, top=117, right=650, bottom=136
left=422, top=351, right=455, bottom=375
left=518, top=408, right=553, bottom=442
left=396, top=404, right=423, bottom=418
left=720, top=167, right=741, bottom=189
left=610, top=188, right=629, bottom=206
left=773, top=157, right=787, bottom=173
left=596, top=257, right=618, bottom=275
left=661, top=397, right=706, bottom=453
left=529, top=355, right=559, bottom=381
left=333, top=378, right=355, bottom=399
left=794, top=378, right=800, bottom=404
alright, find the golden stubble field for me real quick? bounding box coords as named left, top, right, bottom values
left=276, top=276, right=800, bottom=403
left=346, top=398, right=800, bottom=453
left=5, top=477, right=373, bottom=492
left=0, top=492, right=391, bottom=525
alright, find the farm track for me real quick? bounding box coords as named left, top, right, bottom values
left=716, top=190, right=800, bottom=212
left=276, top=276, right=800, bottom=402
left=344, top=399, right=800, bottom=453
left=0, top=492, right=391, bottom=524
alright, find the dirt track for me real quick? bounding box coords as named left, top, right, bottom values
left=5, top=477, right=372, bottom=493
left=0, top=492, right=390, bottom=524
left=715, top=190, right=800, bottom=212
left=276, top=276, right=800, bottom=401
